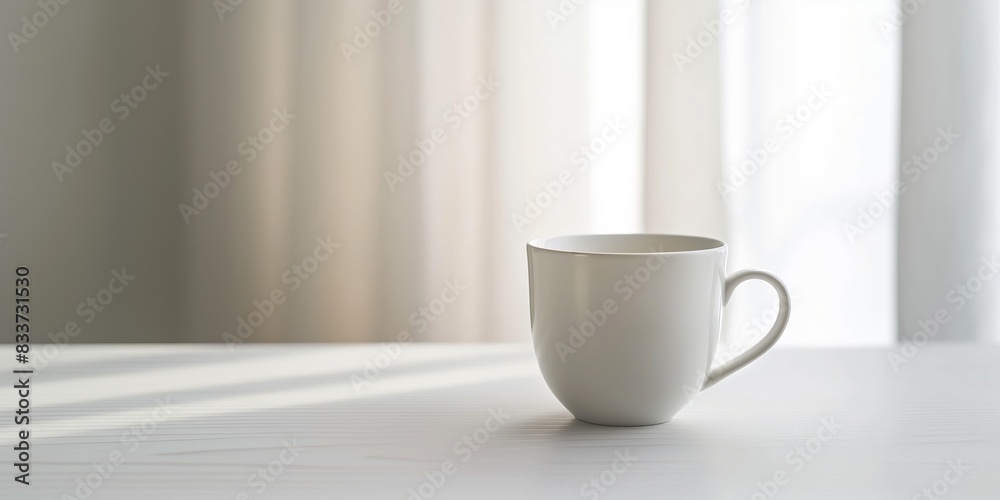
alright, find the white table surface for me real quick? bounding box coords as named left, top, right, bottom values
left=2, top=344, right=998, bottom=499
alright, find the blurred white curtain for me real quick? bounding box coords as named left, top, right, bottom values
left=181, top=0, right=901, bottom=345
left=655, top=0, right=999, bottom=347
left=176, top=0, right=610, bottom=342
left=0, top=0, right=639, bottom=344
left=4, top=0, right=993, bottom=345
left=898, top=0, right=1000, bottom=342
left=647, top=0, right=900, bottom=348
left=723, top=0, right=901, bottom=347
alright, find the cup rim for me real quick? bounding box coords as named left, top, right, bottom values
left=527, top=233, right=727, bottom=256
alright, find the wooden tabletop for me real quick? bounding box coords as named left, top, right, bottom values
left=2, top=344, right=998, bottom=499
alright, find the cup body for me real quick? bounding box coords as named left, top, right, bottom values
left=527, top=234, right=727, bottom=426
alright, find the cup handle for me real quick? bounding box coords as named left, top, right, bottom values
left=702, top=270, right=791, bottom=390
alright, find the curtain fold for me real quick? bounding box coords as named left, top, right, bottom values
left=644, top=0, right=726, bottom=240
left=0, top=0, right=994, bottom=345
left=178, top=0, right=595, bottom=342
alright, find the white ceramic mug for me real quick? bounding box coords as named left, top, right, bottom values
left=527, top=234, right=790, bottom=426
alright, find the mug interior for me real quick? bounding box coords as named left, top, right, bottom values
left=528, top=234, right=725, bottom=255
